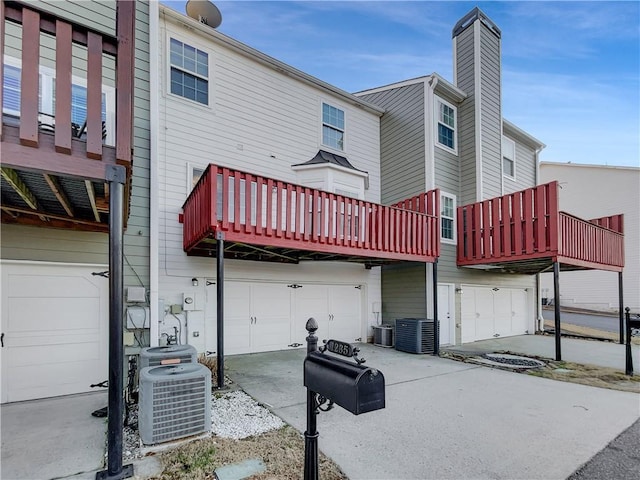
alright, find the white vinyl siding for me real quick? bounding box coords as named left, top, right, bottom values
left=157, top=12, right=382, bottom=353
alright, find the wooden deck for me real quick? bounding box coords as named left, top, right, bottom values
left=182, top=164, right=441, bottom=265
left=1, top=1, right=135, bottom=230
left=456, top=182, right=624, bottom=273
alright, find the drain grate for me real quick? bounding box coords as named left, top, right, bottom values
left=479, top=353, right=545, bottom=369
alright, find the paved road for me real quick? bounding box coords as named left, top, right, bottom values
left=568, top=418, right=640, bottom=480
left=542, top=309, right=622, bottom=333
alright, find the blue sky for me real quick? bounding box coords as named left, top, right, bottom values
left=161, top=1, right=640, bottom=167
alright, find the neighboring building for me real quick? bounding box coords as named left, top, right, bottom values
left=153, top=5, right=440, bottom=356
left=1, top=0, right=150, bottom=403
left=357, top=8, right=545, bottom=344
left=539, top=162, right=640, bottom=312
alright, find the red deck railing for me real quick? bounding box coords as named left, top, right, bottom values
left=456, top=182, right=624, bottom=272
left=182, top=164, right=441, bottom=263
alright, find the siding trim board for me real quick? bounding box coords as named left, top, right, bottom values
left=474, top=22, right=483, bottom=201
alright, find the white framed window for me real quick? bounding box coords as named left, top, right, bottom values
left=440, top=192, right=456, bottom=244
left=169, top=37, right=209, bottom=105
left=187, top=164, right=205, bottom=194
left=435, top=96, right=457, bottom=154
left=322, top=102, right=345, bottom=151
left=2, top=56, right=115, bottom=145
left=502, top=136, right=516, bottom=179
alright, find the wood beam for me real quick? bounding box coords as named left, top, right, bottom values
left=85, top=180, right=101, bottom=222
left=44, top=174, right=74, bottom=217
left=1, top=205, right=108, bottom=231
left=1, top=166, right=39, bottom=210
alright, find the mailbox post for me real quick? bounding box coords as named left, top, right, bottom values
left=625, top=307, right=640, bottom=376
left=304, top=318, right=320, bottom=480
left=303, top=318, right=386, bottom=480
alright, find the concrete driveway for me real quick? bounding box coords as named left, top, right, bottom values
left=226, top=341, right=640, bottom=480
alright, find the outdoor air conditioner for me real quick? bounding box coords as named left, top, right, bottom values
left=139, top=345, right=197, bottom=369
left=139, top=364, right=212, bottom=445
left=394, top=318, right=438, bottom=354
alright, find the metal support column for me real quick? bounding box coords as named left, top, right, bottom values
left=553, top=261, right=562, bottom=361
left=216, top=231, right=225, bottom=389
left=432, top=259, right=439, bottom=355
left=96, top=165, right=132, bottom=480
left=618, top=272, right=624, bottom=345
left=304, top=318, right=319, bottom=480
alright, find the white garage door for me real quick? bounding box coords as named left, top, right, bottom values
left=1, top=262, right=109, bottom=403
left=203, top=281, right=362, bottom=355
left=461, top=286, right=529, bottom=343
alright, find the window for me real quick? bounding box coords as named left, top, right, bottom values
left=322, top=102, right=344, bottom=151
left=2, top=57, right=114, bottom=144
left=502, top=136, right=516, bottom=179
left=441, top=192, right=456, bottom=244
left=436, top=97, right=457, bottom=153
left=170, top=38, right=209, bottom=105
left=191, top=166, right=204, bottom=190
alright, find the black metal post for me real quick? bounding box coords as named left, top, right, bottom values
left=625, top=307, right=633, bottom=376
left=304, top=318, right=319, bottom=480
left=97, top=165, right=133, bottom=480
left=553, top=261, right=562, bottom=361
left=432, top=260, right=439, bottom=355
left=618, top=272, right=624, bottom=344
left=216, top=231, right=224, bottom=389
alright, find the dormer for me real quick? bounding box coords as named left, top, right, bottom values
left=292, top=150, right=369, bottom=199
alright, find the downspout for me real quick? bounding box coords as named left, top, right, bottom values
left=534, top=146, right=544, bottom=332
left=425, top=75, right=438, bottom=325
left=149, top=0, right=160, bottom=346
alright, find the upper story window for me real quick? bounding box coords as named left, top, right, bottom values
left=435, top=97, right=457, bottom=154
left=3, top=58, right=114, bottom=144
left=441, top=192, right=456, bottom=244
left=322, top=102, right=345, bottom=151
left=502, top=136, right=516, bottom=179
left=170, top=38, right=209, bottom=105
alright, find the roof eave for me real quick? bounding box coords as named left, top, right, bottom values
left=160, top=5, right=385, bottom=117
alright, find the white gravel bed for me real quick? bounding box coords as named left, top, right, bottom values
left=115, top=389, right=285, bottom=462
left=211, top=390, right=284, bottom=439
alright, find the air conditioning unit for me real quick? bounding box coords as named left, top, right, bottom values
left=140, top=345, right=197, bottom=369
left=139, top=364, right=212, bottom=445
left=394, top=318, right=438, bottom=354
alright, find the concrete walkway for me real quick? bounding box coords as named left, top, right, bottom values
left=226, top=336, right=640, bottom=480
left=444, top=333, right=639, bottom=370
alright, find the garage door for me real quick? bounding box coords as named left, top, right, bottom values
left=203, top=281, right=362, bottom=355
left=461, top=286, right=529, bottom=343
left=1, top=262, right=109, bottom=403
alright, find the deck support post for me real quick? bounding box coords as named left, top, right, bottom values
left=432, top=259, right=439, bottom=355
left=97, top=165, right=132, bottom=480
left=216, top=231, right=225, bottom=389
left=618, top=272, right=624, bottom=344
left=553, top=261, right=561, bottom=361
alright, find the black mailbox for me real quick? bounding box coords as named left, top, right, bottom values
left=304, top=350, right=385, bottom=415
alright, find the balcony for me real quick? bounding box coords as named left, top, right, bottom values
left=182, top=164, right=441, bottom=265
left=456, top=182, right=624, bottom=274
left=1, top=1, right=135, bottom=232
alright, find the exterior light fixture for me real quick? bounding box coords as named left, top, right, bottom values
left=192, top=277, right=199, bottom=287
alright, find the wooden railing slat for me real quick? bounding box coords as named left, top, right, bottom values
left=20, top=8, right=40, bottom=147
left=55, top=20, right=73, bottom=154
left=86, top=31, right=103, bottom=160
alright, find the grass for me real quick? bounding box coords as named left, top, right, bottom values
left=149, top=426, right=347, bottom=480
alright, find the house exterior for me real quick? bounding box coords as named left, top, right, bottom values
left=1, top=0, right=151, bottom=404
left=356, top=8, right=546, bottom=344
left=539, top=162, right=639, bottom=312
left=153, top=5, right=442, bottom=357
